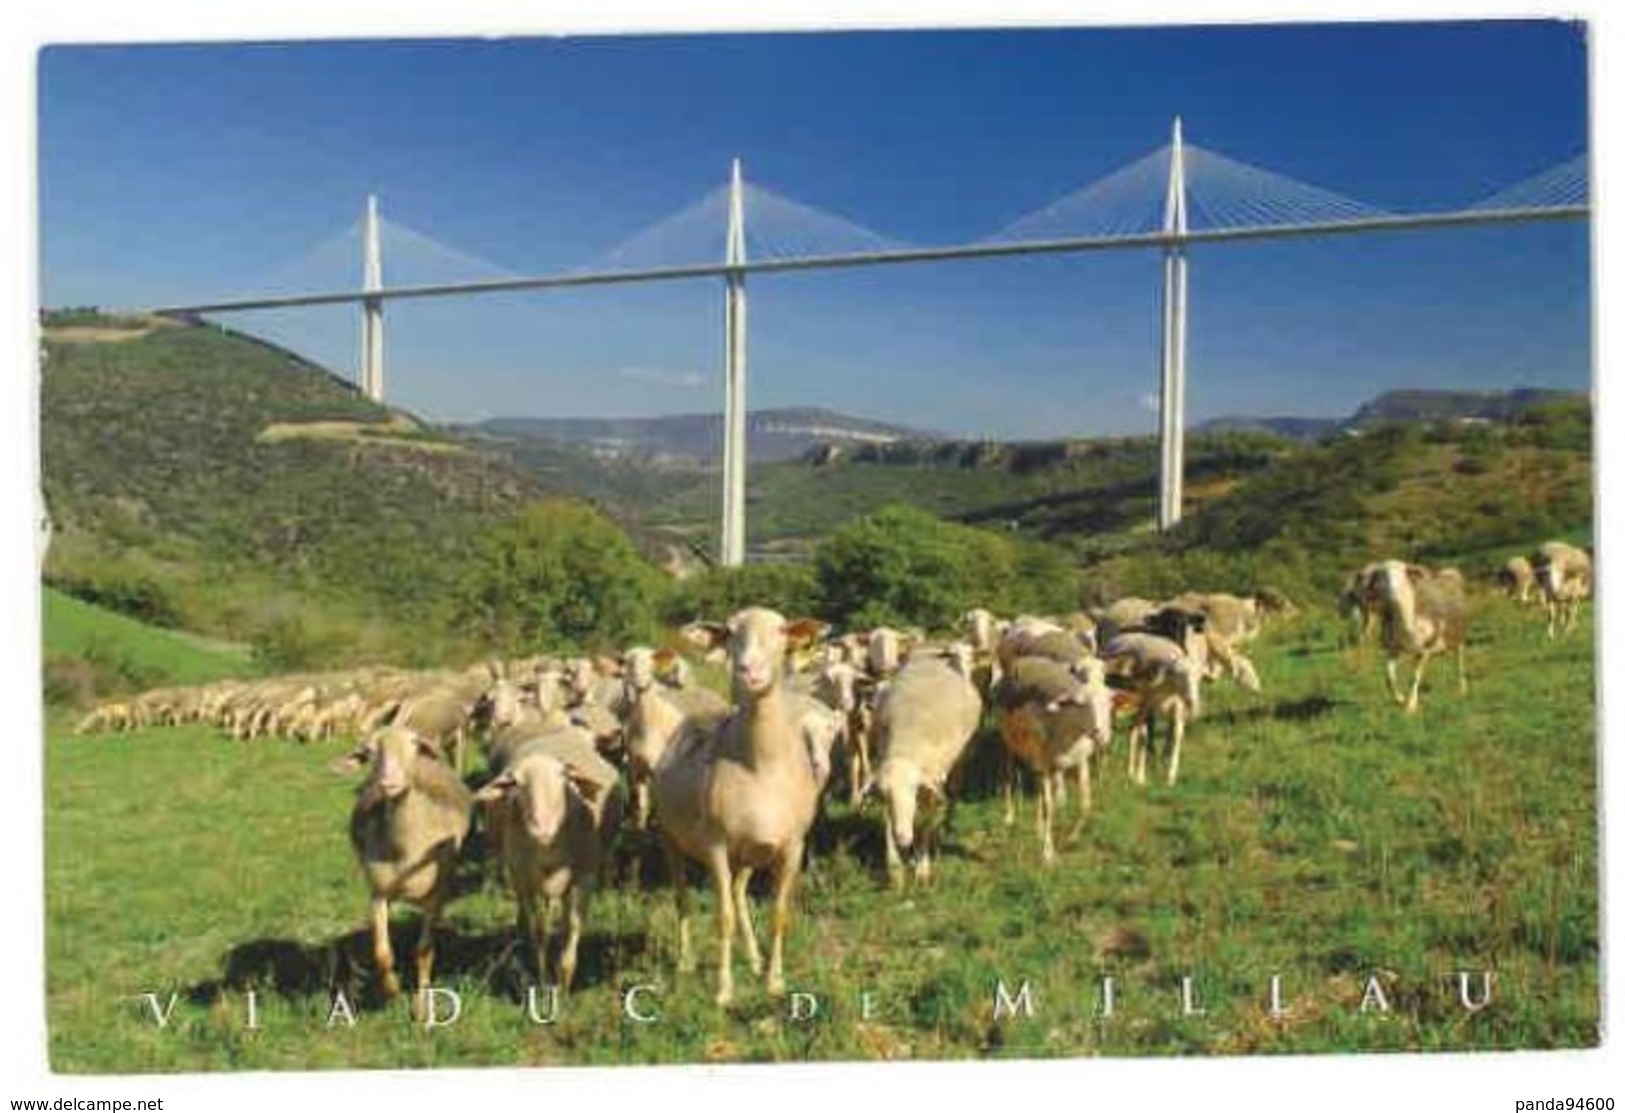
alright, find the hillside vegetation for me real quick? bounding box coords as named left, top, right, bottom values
left=41, top=315, right=566, bottom=664
left=42, top=586, right=255, bottom=709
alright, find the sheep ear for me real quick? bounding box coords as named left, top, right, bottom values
left=653, top=647, right=679, bottom=668
left=681, top=621, right=731, bottom=651
left=331, top=745, right=371, bottom=775
left=413, top=734, right=445, bottom=760
left=783, top=618, right=829, bottom=650
left=474, top=773, right=516, bottom=804
left=566, top=767, right=608, bottom=804
left=595, top=655, right=624, bottom=677
left=1407, top=564, right=1430, bottom=582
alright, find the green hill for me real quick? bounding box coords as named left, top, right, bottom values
left=42, top=585, right=256, bottom=711
left=40, top=313, right=551, bottom=662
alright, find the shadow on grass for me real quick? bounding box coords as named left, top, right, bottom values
left=1215, top=693, right=1345, bottom=726
left=185, top=919, right=652, bottom=1013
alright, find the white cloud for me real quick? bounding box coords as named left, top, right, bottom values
left=615, top=366, right=706, bottom=389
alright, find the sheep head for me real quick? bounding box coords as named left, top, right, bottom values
left=688, top=608, right=827, bottom=700
left=868, top=760, right=945, bottom=853
left=341, top=726, right=442, bottom=806
left=622, top=646, right=658, bottom=694
left=475, top=753, right=590, bottom=846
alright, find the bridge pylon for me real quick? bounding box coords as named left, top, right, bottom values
left=361, top=193, right=385, bottom=402
left=721, top=159, right=748, bottom=567
left=1157, top=118, right=1190, bottom=531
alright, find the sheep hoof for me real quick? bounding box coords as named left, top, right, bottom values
left=766, top=975, right=787, bottom=998
left=715, top=985, right=735, bottom=1008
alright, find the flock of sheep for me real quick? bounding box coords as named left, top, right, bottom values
left=72, top=538, right=1591, bottom=1010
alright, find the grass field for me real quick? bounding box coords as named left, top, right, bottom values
left=44, top=594, right=1598, bottom=1071
left=42, top=587, right=255, bottom=688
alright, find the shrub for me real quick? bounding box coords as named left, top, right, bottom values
left=664, top=562, right=820, bottom=625
left=813, top=504, right=1077, bottom=631
left=250, top=613, right=356, bottom=672
left=452, top=499, right=666, bottom=654
left=48, top=567, right=185, bottom=628
left=43, top=652, right=102, bottom=708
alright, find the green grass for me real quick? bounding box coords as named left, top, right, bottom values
left=43, top=586, right=254, bottom=688
left=44, top=593, right=1598, bottom=1070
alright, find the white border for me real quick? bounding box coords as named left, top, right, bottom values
left=3, top=3, right=1616, bottom=1111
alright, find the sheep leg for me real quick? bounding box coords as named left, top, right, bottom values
left=882, top=808, right=907, bottom=887
left=766, top=843, right=803, bottom=997
left=1077, top=754, right=1093, bottom=814
left=914, top=826, right=933, bottom=885
left=370, top=895, right=400, bottom=999
left=414, top=892, right=444, bottom=995
left=558, top=888, right=585, bottom=992
left=667, top=844, right=696, bottom=975
left=632, top=778, right=651, bottom=832
left=846, top=724, right=866, bottom=807
left=1456, top=644, right=1468, bottom=695
left=1405, top=653, right=1429, bottom=714
left=1384, top=655, right=1405, bottom=705
left=707, top=847, right=736, bottom=1007
left=1166, top=711, right=1184, bottom=787
left=538, top=895, right=561, bottom=985
left=1039, top=771, right=1057, bottom=865
left=1001, top=750, right=1018, bottom=826
left=732, top=868, right=764, bottom=977
left=1130, top=719, right=1150, bottom=786
left=1055, top=771, right=1069, bottom=809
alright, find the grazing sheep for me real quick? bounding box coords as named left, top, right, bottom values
left=1153, top=602, right=1262, bottom=695
left=788, top=657, right=876, bottom=804
left=1100, top=633, right=1203, bottom=787
left=1498, top=555, right=1536, bottom=604
left=1166, top=591, right=1264, bottom=647
left=475, top=725, right=623, bottom=991
left=867, top=653, right=984, bottom=885
left=1338, top=563, right=1385, bottom=646
left=650, top=608, right=827, bottom=1006
left=74, top=701, right=134, bottom=734
left=1531, top=541, right=1592, bottom=637
left=1091, top=597, right=1161, bottom=644
left=993, top=654, right=1114, bottom=864
left=342, top=726, right=473, bottom=1002
left=1367, top=560, right=1468, bottom=712
left=622, top=648, right=728, bottom=829
left=394, top=685, right=482, bottom=774
left=995, top=618, right=1088, bottom=673
left=478, top=679, right=572, bottom=772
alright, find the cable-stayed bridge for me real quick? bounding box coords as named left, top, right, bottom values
left=141, top=120, right=1590, bottom=565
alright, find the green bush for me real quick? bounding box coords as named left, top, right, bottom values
left=48, top=567, right=185, bottom=629
left=43, top=652, right=102, bottom=708
left=813, top=504, right=1077, bottom=631
left=250, top=613, right=356, bottom=672
left=664, top=562, right=820, bottom=624
left=452, top=499, right=666, bottom=654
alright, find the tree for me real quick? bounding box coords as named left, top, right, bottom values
left=814, top=504, right=1076, bottom=631
left=453, top=499, right=665, bottom=653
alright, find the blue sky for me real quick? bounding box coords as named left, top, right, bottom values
left=38, top=21, right=1591, bottom=437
